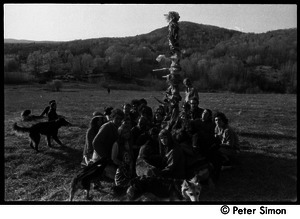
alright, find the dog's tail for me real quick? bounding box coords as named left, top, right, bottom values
left=13, top=123, right=31, bottom=133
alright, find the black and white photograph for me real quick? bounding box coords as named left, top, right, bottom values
left=3, top=3, right=298, bottom=217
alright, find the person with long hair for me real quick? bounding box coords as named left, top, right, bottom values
left=81, top=116, right=107, bottom=167
left=158, top=129, right=186, bottom=179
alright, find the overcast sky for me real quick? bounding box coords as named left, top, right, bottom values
left=4, top=4, right=297, bottom=41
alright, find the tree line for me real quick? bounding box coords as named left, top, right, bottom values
left=4, top=22, right=297, bottom=93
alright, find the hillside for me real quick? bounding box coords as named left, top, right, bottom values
left=4, top=22, right=297, bottom=93
left=4, top=21, right=242, bottom=55
left=4, top=38, right=63, bottom=44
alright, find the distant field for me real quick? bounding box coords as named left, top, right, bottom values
left=4, top=82, right=297, bottom=202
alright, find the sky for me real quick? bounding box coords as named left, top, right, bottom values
left=3, top=4, right=297, bottom=42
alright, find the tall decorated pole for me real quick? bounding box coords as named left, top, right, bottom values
left=154, top=11, right=182, bottom=104
left=166, top=11, right=181, bottom=75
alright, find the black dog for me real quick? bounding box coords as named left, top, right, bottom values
left=69, top=158, right=109, bottom=201
left=13, top=118, right=71, bottom=151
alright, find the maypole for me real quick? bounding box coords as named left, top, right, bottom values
left=154, top=11, right=182, bottom=103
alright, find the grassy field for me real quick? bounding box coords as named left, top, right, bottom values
left=4, top=82, right=297, bottom=203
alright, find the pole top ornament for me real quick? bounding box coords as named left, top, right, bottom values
left=164, top=11, right=180, bottom=22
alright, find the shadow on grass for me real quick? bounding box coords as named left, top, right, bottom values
left=44, top=145, right=83, bottom=172
left=239, top=132, right=296, bottom=140
left=200, top=151, right=297, bottom=203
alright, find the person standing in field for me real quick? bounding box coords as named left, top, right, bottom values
left=47, top=101, right=59, bottom=121
left=40, top=100, right=56, bottom=117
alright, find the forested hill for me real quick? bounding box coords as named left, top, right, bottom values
left=4, top=22, right=297, bottom=93
left=136, top=21, right=242, bottom=53
left=4, top=21, right=242, bottom=55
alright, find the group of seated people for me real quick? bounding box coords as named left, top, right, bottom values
left=19, top=78, right=240, bottom=192
left=81, top=79, right=240, bottom=191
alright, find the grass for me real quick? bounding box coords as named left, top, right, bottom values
left=4, top=82, right=297, bottom=203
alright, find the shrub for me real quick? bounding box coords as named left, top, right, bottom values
left=48, top=80, right=63, bottom=92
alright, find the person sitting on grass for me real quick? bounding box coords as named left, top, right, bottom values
left=155, top=105, right=166, bottom=118
left=189, top=97, right=204, bottom=120
left=111, top=123, right=135, bottom=188
left=214, top=112, right=240, bottom=168
left=153, top=111, right=164, bottom=130
left=139, top=98, right=153, bottom=124
left=81, top=116, right=107, bottom=167
left=181, top=102, right=191, bottom=120
left=183, top=78, right=199, bottom=104
left=136, top=127, right=162, bottom=177
left=191, top=109, right=216, bottom=155
left=122, top=103, right=132, bottom=122
left=158, top=129, right=186, bottom=179
left=92, top=109, right=125, bottom=179
left=130, top=99, right=141, bottom=127
left=131, top=116, right=152, bottom=160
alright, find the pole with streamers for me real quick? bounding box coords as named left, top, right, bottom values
left=157, top=11, right=182, bottom=103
